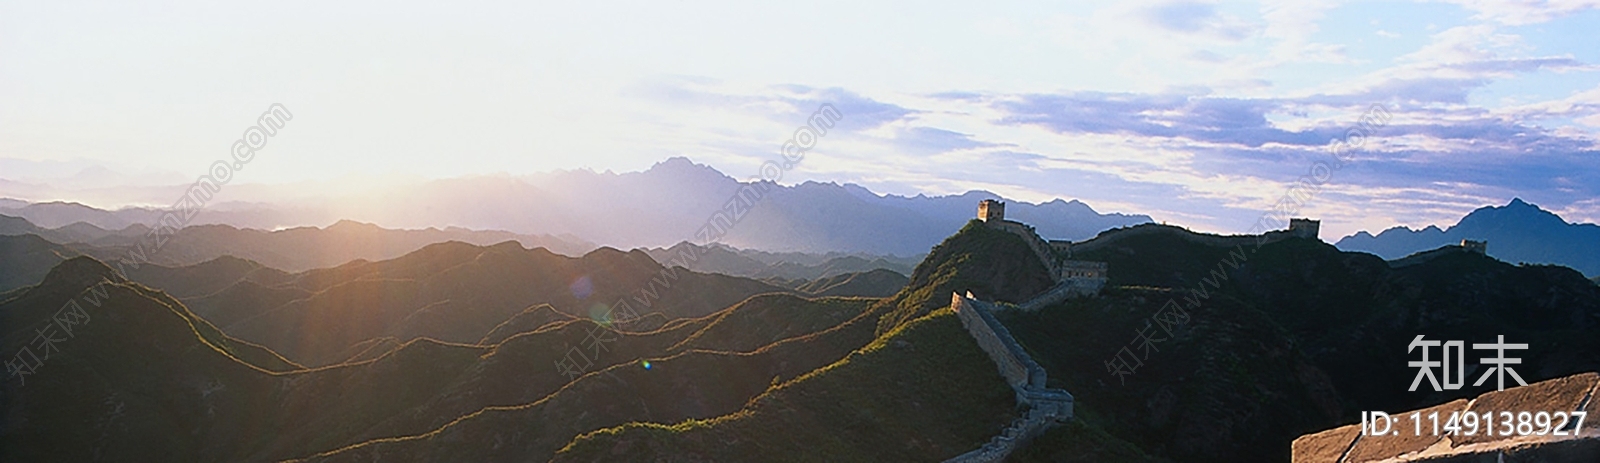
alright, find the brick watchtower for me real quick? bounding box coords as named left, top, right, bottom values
left=979, top=199, right=1005, bottom=222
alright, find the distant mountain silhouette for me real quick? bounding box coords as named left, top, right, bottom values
left=3, top=214, right=914, bottom=298
left=2, top=157, right=1152, bottom=255
left=190, top=241, right=791, bottom=366
left=318, top=157, right=1150, bottom=254
left=0, top=212, right=594, bottom=274
left=0, top=200, right=153, bottom=229
left=1336, top=198, right=1600, bottom=276
left=643, top=240, right=919, bottom=281
left=785, top=268, right=910, bottom=298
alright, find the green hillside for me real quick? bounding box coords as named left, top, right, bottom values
left=546, top=222, right=1600, bottom=463
left=7, top=218, right=1596, bottom=463
left=0, top=255, right=879, bottom=462
left=552, top=309, right=1016, bottom=462
left=787, top=268, right=910, bottom=297
left=218, top=242, right=792, bottom=366
left=303, top=296, right=891, bottom=461
left=876, top=219, right=1054, bottom=335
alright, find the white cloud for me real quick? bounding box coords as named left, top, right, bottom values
left=1435, top=0, right=1600, bottom=25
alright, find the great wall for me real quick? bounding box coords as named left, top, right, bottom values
left=944, top=200, right=1600, bottom=462
left=946, top=291, right=1074, bottom=462
left=944, top=200, right=1323, bottom=462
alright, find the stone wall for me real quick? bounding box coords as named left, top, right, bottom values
left=945, top=406, right=1061, bottom=463
left=986, top=220, right=1063, bottom=278
left=983, top=220, right=1107, bottom=301
left=947, top=291, right=1075, bottom=463
left=1016, top=278, right=1105, bottom=312
left=952, top=292, right=1040, bottom=391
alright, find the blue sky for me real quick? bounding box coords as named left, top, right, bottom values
left=2, top=0, right=1598, bottom=239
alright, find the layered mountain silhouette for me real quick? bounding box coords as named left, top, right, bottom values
left=642, top=240, right=919, bottom=281
left=1336, top=198, right=1600, bottom=277
left=0, top=213, right=594, bottom=273
left=4, top=212, right=1596, bottom=462
left=1, top=157, right=1151, bottom=255
left=551, top=222, right=1600, bottom=462
left=0, top=254, right=889, bottom=462
left=1, top=214, right=911, bottom=303
left=165, top=241, right=800, bottom=366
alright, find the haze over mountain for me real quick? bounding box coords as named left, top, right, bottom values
left=642, top=241, right=919, bottom=281
left=1336, top=198, right=1600, bottom=277
left=0, top=215, right=594, bottom=283
left=0, top=255, right=886, bottom=462
left=3, top=157, right=1152, bottom=255
left=4, top=212, right=1598, bottom=462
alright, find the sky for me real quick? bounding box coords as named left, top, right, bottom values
left=2, top=0, right=1598, bottom=240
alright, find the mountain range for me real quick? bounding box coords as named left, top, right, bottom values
left=1336, top=198, right=1600, bottom=277
left=2, top=157, right=1153, bottom=255
left=642, top=241, right=919, bottom=281
left=3, top=214, right=1598, bottom=462
left=0, top=214, right=592, bottom=279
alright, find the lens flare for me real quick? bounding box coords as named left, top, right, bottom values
left=640, top=360, right=652, bottom=370
left=569, top=275, right=593, bottom=300
left=587, top=303, right=613, bottom=327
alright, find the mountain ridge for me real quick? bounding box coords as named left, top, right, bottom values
left=2, top=157, right=1153, bottom=255
left=1336, top=198, right=1600, bottom=277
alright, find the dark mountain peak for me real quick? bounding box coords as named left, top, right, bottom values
left=581, top=246, right=661, bottom=271
left=635, top=156, right=737, bottom=187
left=484, top=240, right=526, bottom=253
left=1040, top=197, right=1096, bottom=214
left=193, top=254, right=264, bottom=271
left=840, top=183, right=879, bottom=199
left=0, top=213, right=42, bottom=231
left=1370, top=224, right=1443, bottom=238
left=648, top=156, right=722, bottom=176
left=651, top=156, right=699, bottom=170
left=792, top=180, right=848, bottom=193
left=327, top=219, right=383, bottom=231
left=55, top=221, right=108, bottom=232
left=411, top=240, right=487, bottom=257
left=40, top=255, right=127, bottom=289
left=582, top=246, right=630, bottom=260
left=1454, top=197, right=1567, bottom=231
left=1337, top=198, right=1598, bottom=276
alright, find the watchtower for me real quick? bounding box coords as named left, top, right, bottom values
left=1461, top=239, right=1487, bottom=254
left=978, top=199, right=1005, bottom=222
left=1288, top=218, right=1320, bottom=239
